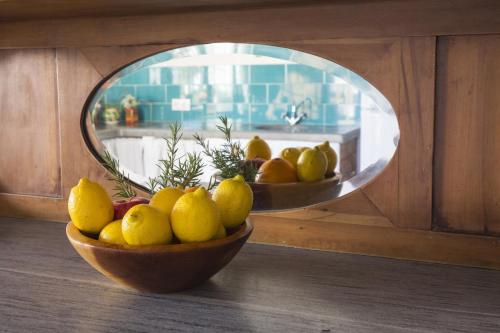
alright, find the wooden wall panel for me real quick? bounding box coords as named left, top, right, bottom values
left=0, top=38, right=436, bottom=233
left=0, top=49, right=61, bottom=197
left=396, top=37, right=435, bottom=229
left=0, top=0, right=499, bottom=49
left=275, top=38, right=401, bottom=224
left=56, top=48, right=109, bottom=197
left=56, top=48, right=158, bottom=200
left=434, top=35, right=500, bottom=235
left=249, top=214, right=500, bottom=269
left=76, top=39, right=405, bottom=228
left=278, top=38, right=435, bottom=230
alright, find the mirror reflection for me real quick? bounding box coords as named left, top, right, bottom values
left=84, top=43, right=399, bottom=210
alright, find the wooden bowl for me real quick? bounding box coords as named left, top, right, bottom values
left=250, top=174, right=341, bottom=210
left=66, top=220, right=253, bottom=293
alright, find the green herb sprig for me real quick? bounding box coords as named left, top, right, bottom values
left=194, top=115, right=258, bottom=190
left=147, top=122, right=205, bottom=194
left=102, top=150, right=137, bottom=199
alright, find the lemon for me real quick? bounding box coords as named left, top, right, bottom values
left=297, top=147, right=328, bottom=182
left=316, top=141, right=338, bottom=176
left=212, top=223, right=227, bottom=240
left=213, top=175, right=253, bottom=228
left=298, top=147, right=309, bottom=153
left=99, top=220, right=126, bottom=245
left=149, top=186, right=184, bottom=216
left=122, top=204, right=172, bottom=245
left=68, top=177, right=114, bottom=234
left=245, top=136, right=272, bottom=160
left=279, top=147, right=301, bottom=168
left=171, top=187, right=219, bottom=243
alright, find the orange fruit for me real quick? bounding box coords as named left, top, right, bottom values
left=257, top=158, right=298, bottom=183
left=184, top=186, right=199, bottom=193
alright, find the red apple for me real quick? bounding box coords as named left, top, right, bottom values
left=113, top=197, right=150, bottom=220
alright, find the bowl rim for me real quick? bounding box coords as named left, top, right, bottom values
left=66, top=219, right=253, bottom=253
left=249, top=173, right=340, bottom=186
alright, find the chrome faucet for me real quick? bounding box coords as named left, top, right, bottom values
left=281, top=97, right=311, bottom=126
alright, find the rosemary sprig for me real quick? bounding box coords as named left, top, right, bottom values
left=194, top=115, right=258, bottom=190
left=102, top=150, right=137, bottom=199
left=147, top=122, right=205, bottom=194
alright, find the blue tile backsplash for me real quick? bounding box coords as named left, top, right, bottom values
left=102, top=63, right=362, bottom=126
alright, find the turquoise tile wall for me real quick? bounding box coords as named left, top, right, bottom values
left=102, top=63, right=362, bottom=126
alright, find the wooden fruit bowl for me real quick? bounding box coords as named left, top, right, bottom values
left=250, top=174, right=341, bottom=210
left=66, top=220, right=253, bottom=293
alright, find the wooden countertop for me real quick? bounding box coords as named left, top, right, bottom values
left=2, top=217, right=500, bottom=332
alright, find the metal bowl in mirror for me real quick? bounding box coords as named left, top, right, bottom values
left=82, top=43, right=399, bottom=211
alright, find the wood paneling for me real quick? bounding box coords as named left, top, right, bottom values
left=0, top=0, right=499, bottom=49
left=315, top=190, right=386, bottom=217
left=1, top=0, right=497, bottom=265
left=396, top=37, right=435, bottom=229
left=0, top=49, right=61, bottom=197
left=277, top=38, right=435, bottom=230
left=56, top=48, right=151, bottom=200
left=0, top=194, right=67, bottom=221
left=79, top=45, right=186, bottom=77
left=249, top=214, right=500, bottom=269
left=434, top=35, right=500, bottom=235
left=274, top=38, right=401, bottom=223
left=56, top=48, right=109, bottom=197
left=0, top=38, right=436, bottom=234
left=0, top=0, right=321, bottom=22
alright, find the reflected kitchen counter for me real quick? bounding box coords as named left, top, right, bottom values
left=2, top=217, right=500, bottom=332
left=95, top=121, right=361, bottom=178
left=95, top=121, right=360, bottom=144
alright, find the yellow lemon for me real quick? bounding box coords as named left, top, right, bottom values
left=245, top=136, right=272, bottom=160
left=171, top=187, right=219, bottom=243
left=122, top=204, right=172, bottom=245
left=149, top=186, right=184, bottom=216
left=99, top=220, right=126, bottom=245
left=68, top=177, right=114, bottom=234
left=279, top=147, right=301, bottom=168
left=297, top=147, right=328, bottom=182
left=213, top=175, right=253, bottom=228
left=212, top=223, right=227, bottom=240
left=316, top=141, right=338, bottom=176
left=298, top=147, right=309, bottom=153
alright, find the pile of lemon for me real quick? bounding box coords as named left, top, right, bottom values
left=68, top=175, right=253, bottom=246
left=246, top=136, right=337, bottom=183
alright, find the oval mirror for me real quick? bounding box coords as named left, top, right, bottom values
left=82, top=43, right=399, bottom=211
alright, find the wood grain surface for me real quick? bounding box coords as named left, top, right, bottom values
left=249, top=213, right=500, bottom=269
left=396, top=37, right=435, bottom=229
left=273, top=38, right=401, bottom=225
left=0, top=0, right=324, bottom=22
left=1, top=217, right=500, bottom=332
left=434, top=35, right=500, bottom=235
left=66, top=221, right=252, bottom=293
left=1, top=0, right=499, bottom=48
left=0, top=49, right=61, bottom=197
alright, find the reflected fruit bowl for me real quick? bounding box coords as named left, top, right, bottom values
left=66, top=220, right=253, bottom=293
left=250, top=175, right=341, bottom=211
